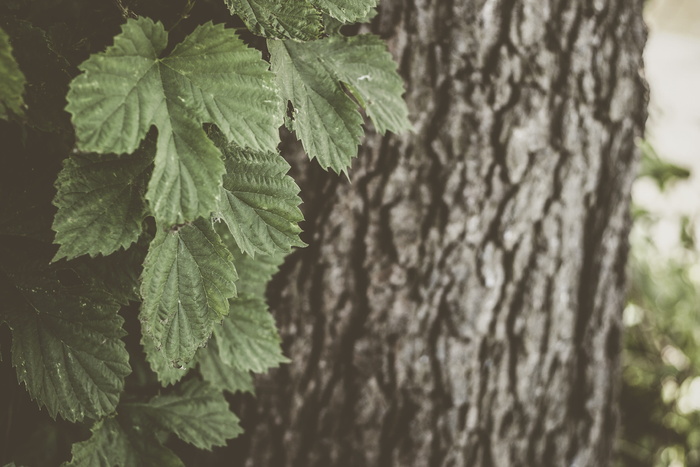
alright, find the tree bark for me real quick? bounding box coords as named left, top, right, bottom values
left=235, top=1, right=647, bottom=465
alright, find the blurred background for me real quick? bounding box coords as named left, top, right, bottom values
left=617, top=0, right=700, bottom=466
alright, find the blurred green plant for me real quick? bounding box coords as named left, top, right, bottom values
left=638, top=140, right=691, bottom=191
left=617, top=140, right=700, bottom=467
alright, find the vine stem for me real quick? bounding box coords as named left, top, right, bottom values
left=112, top=0, right=137, bottom=19
left=170, top=0, right=197, bottom=33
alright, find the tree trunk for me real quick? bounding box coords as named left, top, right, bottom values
left=235, top=1, right=647, bottom=465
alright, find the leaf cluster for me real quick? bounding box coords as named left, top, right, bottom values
left=619, top=144, right=700, bottom=467
left=0, top=0, right=409, bottom=464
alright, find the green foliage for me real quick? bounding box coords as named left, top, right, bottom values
left=0, top=26, right=25, bottom=118
left=312, top=0, right=378, bottom=23
left=619, top=235, right=700, bottom=466
left=270, top=33, right=409, bottom=173
left=67, top=380, right=244, bottom=467
left=0, top=0, right=407, bottom=463
left=66, top=17, right=282, bottom=226
left=225, top=0, right=323, bottom=40
left=214, top=295, right=289, bottom=373
left=216, top=141, right=305, bottom=257
left=196, top=339, right=255, bottom=394
left=140, top=331, right=195, bottom=388
left=229, top=244, right=286, bottom=297
left=140, top=219, right=238, bottom=369
left=66, top=417, right=184, bottom=467
left=617, top=144, right=700, bottom=466
left=2, top=261, right=130, bottom=422
left=121, top=380, right=242, bottom=450
left=52, top=142, right=154, bottom=261
left=195, top=232, right=285, bottom=394
left=225, top=0, right=377, bottom=41
left=638, top=139, right=691, bottom=191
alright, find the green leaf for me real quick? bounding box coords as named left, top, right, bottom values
left=65, top=418, right=183, bottom=467
left=311, top=0, right=377, bottom=23
left=52, top=141, right=154, bottom=261
left=269, top=34, right=409, bottom=173
left=123, top=380, right=243, bottom=450
left=200, top=231, right=286, bottom=389
left=140, top=218, right=237, bottom=372
left=3, top=266, right=130, bottom=422
left=321, top=35, right=411, bottom=135
left=0, top=26, right=26, bottom=118
left=269, top=38, right=363, bottom=173
left=224, top=0, right=322, bottom=40
left=66, top=18, right=282, bottom=226
left=220, top=233, right=285, bottom=297
left=234, top=250, right=284, bottom=297
left=214, top=141, right=305, bottom=257
left=141, top=333, right=193, bottom=386
left=214, top=295, right=288, bottom=373
left=197, top=339, right=254, bottom=394
left=68, top=383, right=240, bottom=465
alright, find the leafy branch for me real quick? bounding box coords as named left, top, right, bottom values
left=0, top=0, right=409, bottom=463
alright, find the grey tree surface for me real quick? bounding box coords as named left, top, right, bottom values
left=231, top=1, right=647, bottom=466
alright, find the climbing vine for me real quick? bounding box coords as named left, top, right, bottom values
left=0, top=0, right=408, bottom=464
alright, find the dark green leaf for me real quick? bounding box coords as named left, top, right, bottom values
left=3, top=265, right=130, bottom=422
left=214, top=295, right=288, bottom=373
left=269, top=34, right=409, bottom=173
left=224, top=0, right=322, bottom=40
left=226, top=235, right=285, bottom=297
left=197, top=339, right=254, bottom=394
left=140, top=219, right=237, bottom=372
left=269, top=38, right=363, bottom=173
left=311, top=0, right=377, bottom=23
left=215, top=142, right=305, bottom=257
left=321, top=34, right=411, bottom=135
left=123, top=380, right=243, bottom=450
left=141, top=333, right=193, bottom=387
left=66, top=18, right=282, bottom=225
left=52, top=141, right=154, bottom=261
left=65, top=417, right=183, bottom=467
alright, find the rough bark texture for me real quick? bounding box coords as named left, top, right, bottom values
left=235, top=1, right=647, bottom=465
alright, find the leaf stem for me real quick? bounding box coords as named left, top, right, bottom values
left=170, top=0, right=196, bottom=33
left=113, top=0, right=137, bottom=19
